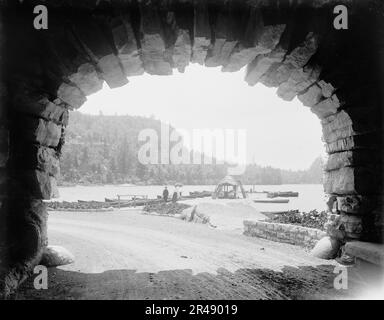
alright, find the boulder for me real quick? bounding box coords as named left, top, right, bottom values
left=180, top=206, right=196, bottom=221
left=310, top=236, right=341, bottom=259
left=180, top=205, right=211, bottom=224
left=40, top=245, right=75, bottom=267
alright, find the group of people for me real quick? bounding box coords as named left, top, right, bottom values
left=162, top=185, right=182, bottom=203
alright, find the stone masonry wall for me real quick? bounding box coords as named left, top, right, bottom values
left=244, top=220, right=326, bottom=249
left=0, top=0, right=383, bottom=296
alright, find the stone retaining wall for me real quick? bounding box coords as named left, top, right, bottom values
left=244, top=220, right=326, bottom=249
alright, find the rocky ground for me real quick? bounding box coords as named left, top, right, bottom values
left=14, top=210, right=358, bottom=300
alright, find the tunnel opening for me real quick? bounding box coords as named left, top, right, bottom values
left=67, top=64, right=325, bottom=186
left=0, top=0, right=383, bottom=298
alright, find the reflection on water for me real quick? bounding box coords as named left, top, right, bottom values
left=52, top=184, right=326, bottom=212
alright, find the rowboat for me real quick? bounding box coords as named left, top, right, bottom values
left=253, top=199, right=290, bottom=204
left=267, top=191, right=299, bottom=198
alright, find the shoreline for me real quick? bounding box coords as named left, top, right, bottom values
left=57, top=182, right=323, bottom=188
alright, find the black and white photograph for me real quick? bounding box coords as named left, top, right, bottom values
left=0, top=0, right=383, bottom=306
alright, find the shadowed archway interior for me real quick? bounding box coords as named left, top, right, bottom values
left=0, top=0, right=383, bottom=296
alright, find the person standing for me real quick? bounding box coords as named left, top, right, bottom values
left=162, top=186, right=169, bottom=202
left=172, top=190, right=178, bottom=203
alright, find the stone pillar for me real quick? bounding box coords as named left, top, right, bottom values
left=296, top=76, right=383, bottom=259
left=0, top=86, right=66, bottom=296
left=322, top=119, right=383, bottom=243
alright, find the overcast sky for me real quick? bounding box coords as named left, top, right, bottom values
left=79, top=64, right=325, bottom=170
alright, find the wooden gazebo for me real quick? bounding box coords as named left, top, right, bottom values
left=212, top=175, right=247, bottom=199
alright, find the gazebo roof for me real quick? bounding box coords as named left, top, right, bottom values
left=217, top=175, right=242, bottom=186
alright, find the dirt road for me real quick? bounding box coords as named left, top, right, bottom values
left=17, top=210, right=351, bottom=299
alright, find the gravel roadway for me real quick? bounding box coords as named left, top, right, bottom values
left=17, top=210, right=354, bottom=300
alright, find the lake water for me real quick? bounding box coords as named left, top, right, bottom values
left=53, top=184, right=327, bottom=212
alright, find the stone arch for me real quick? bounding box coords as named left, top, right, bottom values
left=0, top=0, right=383, bottom=295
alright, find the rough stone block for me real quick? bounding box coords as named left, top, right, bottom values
left=243, top=8, right=285, bottom=51
left=141, top=37, right=173, bottom=75
left=260, top=62, right=290, bottom=88
left=223, top=21, right=285, bottom=72
left=325, top=150, right=379, bottom=171
left=277, top=65, right=321, bottom=101
left=324, top=213, right=342, bottom=238
left=253, top=23, right=286, bottom=53
left=325, top=133, right=381, bottom=154
left=172, top=29, right=192, bottom=73
left=17, top=118, right=62, bottom=148
left=323, top=127, right=357, bottom=145
left=311, top=94, right=340, bottom=119
left=245, top=49, right=285, bottom=86
left=14, top=94, right=69, bottom=126
left=262, top=32, right=319, bottom=89
left=324, top=167, right=377, bottom=195
left=322, top=110, right=352, bottom=134
left=3, top=198, right=48, bottom=271
left=205, top=5, right=242, bottom=67
left=13, top=144, right=60, bottom=178
left=11, top=170, right=53, bottom=199
left=340, top=213, right=363, bottom=237
left=110, top=15, right=144, bottom=77
left=68, top=63, right=103, bottom=95
left=297, top=83, right=323, bottom=107
left=50, top=176, right=60, bottom=199
left=322, top=109, right=379, bottom=137
left=284, top=32, right=319, bottom=68
left=223, top=46, right=261, bottom=72
left=98, top=54, right=129, bottom=88
left=140, top=5, right=172, bottom=75
left=57, top=82, right=87, bottom=109
left=192, top=2, right=211, bottom=65
left=70, top=16, right=128, bottom=88
left=317, top=80, right=336, bottom=98
left=205, top=39, right=237, bottom=68
left=345, top=241, right=384, bottom=266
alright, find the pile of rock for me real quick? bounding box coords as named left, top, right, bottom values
left=143, top=202, right=191, bottom=216
left=266, top=210, right=328, bottom=230
left=47, top=201, right=114, bottom=211
left=179, top=205, right=211, bottom=225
